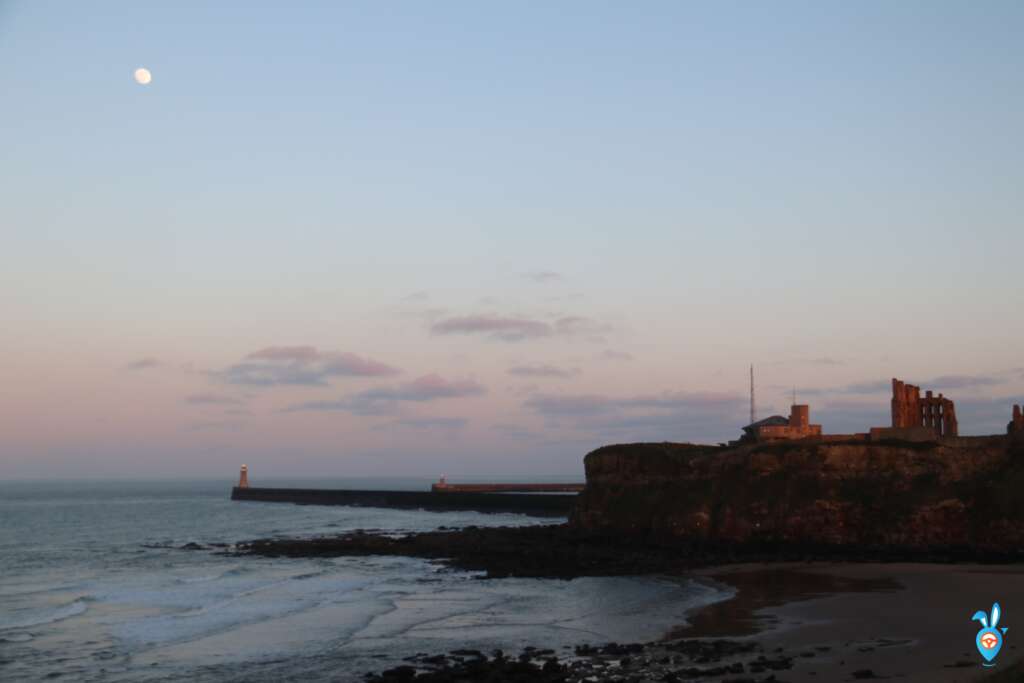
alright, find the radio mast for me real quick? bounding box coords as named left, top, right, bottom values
left=750, top=364, right=756, bottom=424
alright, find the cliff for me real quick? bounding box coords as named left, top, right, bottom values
left=571, top=436, right=1024, bottom=555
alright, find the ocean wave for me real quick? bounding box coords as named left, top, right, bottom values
left=0, top=598, right=90, bottom=631
left=116, top=574, right=378, bottom=648
left=178, top=565, right=252, bottom=584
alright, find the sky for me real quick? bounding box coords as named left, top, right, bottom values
left=2, top=1, right=1023, bottom=479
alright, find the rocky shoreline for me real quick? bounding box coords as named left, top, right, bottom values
left=229, top=526, right=1024, bottom=681
left=368, top=640, right=802, bottom=683
left=233, top=523, right=1023, bottom=579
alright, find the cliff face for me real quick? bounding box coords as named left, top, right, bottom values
left=571, top=437, right=1024, bottom=553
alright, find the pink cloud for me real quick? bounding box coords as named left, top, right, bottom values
left=285, top=374, right=486, bottom=414
left=215, top=347, right=400, bottom=386
left=431, top=315, right=553, bottom=341
left=508, top=364, right=580, bottom=379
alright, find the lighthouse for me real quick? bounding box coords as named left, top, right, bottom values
left=238, top=464, right=249, bottom=489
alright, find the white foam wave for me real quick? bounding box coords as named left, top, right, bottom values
left=0, top=598, right=89, bottom=630
left=113, top=571, right=376, bottom=648
left=178, top=565, right=253, bottom=584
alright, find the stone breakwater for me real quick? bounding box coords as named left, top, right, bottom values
left=231, top=486, right=576, bottom=517
left=571, top=436, right=1024, bottom=553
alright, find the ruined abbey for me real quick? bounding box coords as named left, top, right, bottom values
left=1011, top=404, right=1024, bottom=435
left=891, top=378, right=957, bottom=436
left=870, top=378, right=958, bottom=440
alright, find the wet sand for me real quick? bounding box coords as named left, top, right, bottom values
left=686, top=563, right=1024, bottom=682
left=238, top=530, right=1024, bottom=681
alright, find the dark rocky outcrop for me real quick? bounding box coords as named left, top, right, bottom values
left=365, top=640, right=781, bottom=683
left=236, top=525, right=723, bottom=578
left=571, top=436, right=1024, bottom=554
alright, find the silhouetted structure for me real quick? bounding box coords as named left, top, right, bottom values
left=735, top=376, right=977, bottom=444
left=431, top=477, right=584, bottom=493
left=741, top=404, right=822, bottom=442
left=886, top=378, right=958, bottom=437
left=238, top=464, right=249, bottom=489
left=1010, top=405, right=1024, bottom=435
left=749, top=364, right=756, bottom=425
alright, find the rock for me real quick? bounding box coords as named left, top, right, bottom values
left=571, top=437, right=1024, bottom=555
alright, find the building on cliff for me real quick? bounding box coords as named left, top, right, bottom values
left=869, top=378, right=958, bottom=441
left=1010, top=404, right=1024, bottom=435
left=740, top=403, right=822, bottom=442
left=731, top=377, right=1019, bottom=446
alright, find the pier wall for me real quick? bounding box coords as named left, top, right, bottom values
left=231, top=487, right=577, bottom=517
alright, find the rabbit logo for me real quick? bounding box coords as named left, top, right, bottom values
left=973, top=603, right=1007, bottom=667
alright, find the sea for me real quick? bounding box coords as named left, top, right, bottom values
left=0, top=479, right=733, bottom=682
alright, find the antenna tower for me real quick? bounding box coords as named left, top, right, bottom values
left=750, top=364, right=756, bottom=424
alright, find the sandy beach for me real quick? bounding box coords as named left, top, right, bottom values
left=685, top=563, right=1024, bottom=682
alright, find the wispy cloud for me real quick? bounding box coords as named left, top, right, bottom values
left=358, top=374, right=486, bottom=402
left=928, top=374, right=1006, bottom=390
left=402, top=290, right=430, bottom=303
left=184, top=419, right=246, bottom=432
left=184, top=392, right=245, bottom=406
left=525, top=391, right=741, bottom=416
left=283, top=398, right=383, bottom=415
left=523, top=390, right=746, bottom=442
left=430, top=314, right=611, bottom=343
left=213, top=346, right=399, bottom=387
left=839, top=379, right=894, bottom=395
left=125, top=357, right=160, bottom=370
left=804, top=372, right=1010, bottom=397
left=553, top=316, right=611, bottom=341
left=489, top=423, right=538, bottom=440
left=508, top=364, right=580, bottom=379
left=598, top=349, right=634, bottom=361
left=431, top=315, right=552, bottom=342
left=808, top=399, right=890, bottom=434
left=285, top=374, right=485, bottom=414
left=391, top=417, right=468, bottom=430
left=524, top=394, right=615, bottom=417
left=769, top=356, right=846, bottom=368
left=952, top=396, right=1024, bottom=435
left=524, top=270, right=563, bottom=283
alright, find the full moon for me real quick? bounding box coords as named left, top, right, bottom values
left=133, top=68, right=152, bottom=85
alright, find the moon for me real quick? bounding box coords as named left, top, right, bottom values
left=133, top=68, right=152, bottom=85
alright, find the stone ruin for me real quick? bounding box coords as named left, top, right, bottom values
left=1011, top=404, right=1024, bottom=435
left=887, top=378, right=958, bottom=437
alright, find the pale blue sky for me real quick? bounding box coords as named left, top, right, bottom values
left=2, top=2, right=1022, bottom=478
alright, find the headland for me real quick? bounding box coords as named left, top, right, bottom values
left=229, top=378, right=1024, bottom=681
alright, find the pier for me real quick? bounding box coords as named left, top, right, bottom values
left=231, top=486, right=578, bottom=516
left=431, top=477, right=584, bottom=494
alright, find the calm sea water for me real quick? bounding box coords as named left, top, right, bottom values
left=0, top=479, right=730, bottom=682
